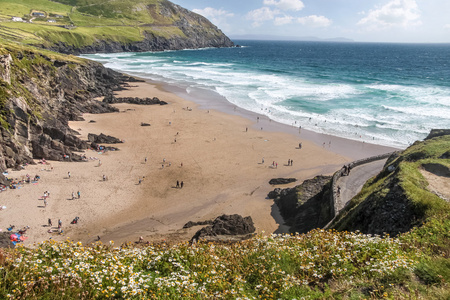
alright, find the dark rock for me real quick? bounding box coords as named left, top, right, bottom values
left=425, top=129, right=450, bottom=140
left=191, top=214, right=255, bottom=241
left=0, top=232, right=15, bottom=249
left=103, top=94, right=167, bottom=105
left=269, top=178, right=297, bottom=185
left=270, top=175, right=333, bottom=234
left=183, top=220, right=213, bottom=229
left=88, top=133, right=122, bottom=144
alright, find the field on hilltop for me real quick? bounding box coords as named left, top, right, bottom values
left=0, top=0, right=233, bottom=53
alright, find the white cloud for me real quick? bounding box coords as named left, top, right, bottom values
left=192, top=7, right=234, bottom=20
left=358, top=0, right=421, bottom=30
left=297, top=15, right=332, bottom=28
left=274, top=15, right=294, bottom=26
left=246, top=7, right=280, bottom=27
left=192, top=7, right=234, bottom=31
left=263, top=0, right=304, bottom=12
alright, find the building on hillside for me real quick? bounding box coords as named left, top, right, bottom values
left=11, top=17, right=23, bottom=22
left=32, top=12, right=45, bottom=17
left=48, top=19, right=56, bottom=23
left=55, top=14, right=64, bottom=18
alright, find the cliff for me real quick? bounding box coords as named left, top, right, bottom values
left=269, top=175, right=334, bottom=234
left=330, top=133, right=450, bottom=236
left=0, top=0, right=234, bottom=54
left=0, top=43, right=135, bottom=176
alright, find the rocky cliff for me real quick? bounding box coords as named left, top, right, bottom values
left=0, top=43, right=135, bottom=175
left=330, top=133, right=450, bottom=236
left=1, top=0, right=234, bottom=55
left=269, top=175, right=334, bottom=234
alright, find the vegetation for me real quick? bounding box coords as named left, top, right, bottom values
left=0, top=0, right=222, bottom=51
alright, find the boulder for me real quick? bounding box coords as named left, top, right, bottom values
left=88, top=133, right=122, bottom=144
left=191, top=214, right=255, bottom=241
left=269, top=178, right=297, bottom=185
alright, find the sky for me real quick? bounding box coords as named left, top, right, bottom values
left=172, top=0, right=450, bottom=43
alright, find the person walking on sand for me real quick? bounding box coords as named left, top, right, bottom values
left=68, top=171, right=71, bottom=179
left=180, top=181, right=184, bottom=189
left=58, top=219, right=62, bottom=229
left=262, top=157, right=264, bottom=164
left=77, top=191, right=80, bottom=199
left=176, top=180, right=180, bottom=188
left=44, top=198, right=47, bottom=207
left=48, top=218, right=52, bottom=227
left=144, top=157, right=147, bottom=164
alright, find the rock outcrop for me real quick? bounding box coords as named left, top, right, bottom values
left=269, top=178, right=297, bottom=185
left=270, top=175, right=334, bottom=234
left=0, top=45, right=132, bottom=171
left=88, top=133, right=123, bottom=144
left=191, top=214, right=256, bottom=242
left=103, top=94, right=167, bottom=105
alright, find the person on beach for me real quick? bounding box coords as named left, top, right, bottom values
left=44, top=198, right=47, bottom=207
left=180, top=181, right=184, bottom=189
left=103, top=174, right=106, bottom=181
left=176, top=180, right=180, bottom=188
left=72, top=192, right=75, bottom=200
left=288, top=159, right=291, bottom=166
left=77, top=191, right=80, bottom=199
left=262, top=157, right=264, bottom=164
left=48, top=218, right=52, bottom=227
left=291, top=159, right=293, bottom=166
left=144, top=157, right=147, bottom=163
left=98, top=160, right=102, bottom=166
left=246, top=127, right=248, bottom=132
left=299, top=142, right=302, bottom=149
left=68, top=171, right=71, bottom=178
left=58, top=219, right=62, bottom=229
left=138, top=178, right=142, bottom=184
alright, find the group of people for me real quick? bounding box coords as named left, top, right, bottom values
left=342, top=164, right=352, bottom=176
left=175, top=180, right=184, bottom=189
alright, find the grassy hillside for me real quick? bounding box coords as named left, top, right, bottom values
left=331, top=135, right=450, bottom=237
left=0, top=0, right=233, bottom=52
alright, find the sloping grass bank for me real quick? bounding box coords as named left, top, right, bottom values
left=1, top=223, right=449, bottom=299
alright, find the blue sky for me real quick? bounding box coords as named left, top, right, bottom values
left=172, top=0, right=450, bottom=43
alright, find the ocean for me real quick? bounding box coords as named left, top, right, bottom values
left=81, top=40, right=450, bottom=148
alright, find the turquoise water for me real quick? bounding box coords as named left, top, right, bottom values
left=82, top=40, right=450, bottom=148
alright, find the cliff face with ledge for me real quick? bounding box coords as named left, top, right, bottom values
left=0, top=44, right=134, bottom=176
left=1, top=0, right=234, bottom=55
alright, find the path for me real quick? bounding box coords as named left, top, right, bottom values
left=337, top=159, right=388, bottom=209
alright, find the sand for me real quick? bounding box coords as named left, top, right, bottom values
left=0, top=81, right=397, bottom=246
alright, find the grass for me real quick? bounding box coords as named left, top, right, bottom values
left=0, top=230, right=428, bottom=299
left=0, top=0, right=217, bottom=49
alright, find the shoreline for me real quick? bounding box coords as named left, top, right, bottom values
left=0, top=79, right=397, bottom=247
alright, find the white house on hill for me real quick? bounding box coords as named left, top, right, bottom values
left=12, top=17, right=23, bottom=22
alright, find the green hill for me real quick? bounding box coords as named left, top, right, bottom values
left=0, top=0, right=234, bottom=53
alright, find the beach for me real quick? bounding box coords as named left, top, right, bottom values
left=0, top=81, right=397, bottom=246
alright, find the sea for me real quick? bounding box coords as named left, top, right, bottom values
left=81, top=40, right=450, bottom=148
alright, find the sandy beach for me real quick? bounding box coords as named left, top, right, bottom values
left=0, top=81, right=397, bottom=246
